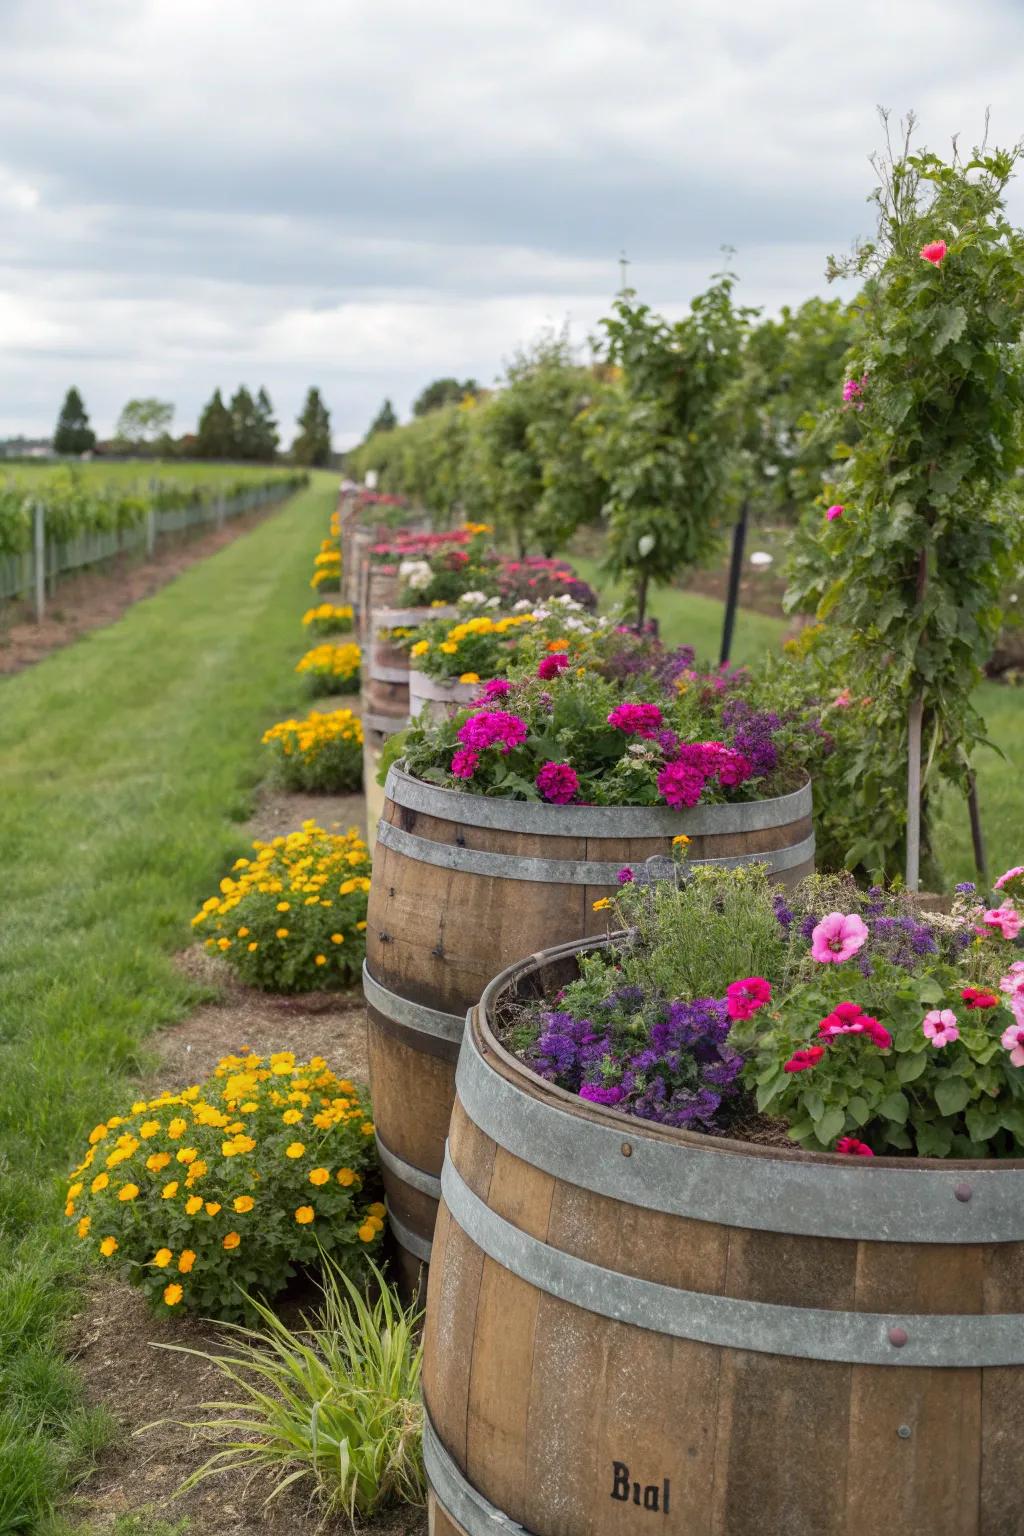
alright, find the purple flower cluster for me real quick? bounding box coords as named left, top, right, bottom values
left=721, top=698, right=781, bottom=777
left=872, top=915, right=938, bottom=970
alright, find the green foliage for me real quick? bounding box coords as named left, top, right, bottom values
left=413, top=376, right=478, bottom=416
left=195, top=388, right=234, bottom=459
left=366, top=397, right=399, bottom=436
left=66, top=1054, right=383, bottom=1321
left=53, top=386, right=96, bottom=456
left=226, top=386, right=279, bottom=462
left=786, top=117, right=1024, bottom=874
left=293, top=387, right=333, bottom=467
left=262, top=707, right=363, bottom=793
left=586, top=275, right=751, bottom=623
left=116, top=398, right=175, bottom=450
left=159, top=1260, right=425, bottom=1524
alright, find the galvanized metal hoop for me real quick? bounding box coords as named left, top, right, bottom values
left=423, top=1413, right=526, bottom=1536
left=362, top=962, right=466, bottom=1044
left=375, top=1133, right=444, bottom=1200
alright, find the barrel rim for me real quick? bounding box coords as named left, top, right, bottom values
left=371, top=603, right=458, bottom=629
left=409, top=669, right=483, bottom=704
left=385, top=762, right=813, bottom=836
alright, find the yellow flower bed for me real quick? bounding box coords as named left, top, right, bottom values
left=296, top=641, right=361, bottom=694
left=262, top=708, right=363, bottom=792
left=66, top=1051, right=383, bottom=1319
left=302, top=601, right=355, bottom=636
left=408, top=611, right=540, bottom=679
left=192, top=821, right=371, bottom=991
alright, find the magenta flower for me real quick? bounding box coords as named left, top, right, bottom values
left=1001, top=1022, right=1024, bottom=1068
left=920, top=239, right=948, bottom=265
left=457, top=709, right=528, bottom=755
left=826, top=504, right=844, bottom=521
left=810, top=912, right=869, bottom=964
left=983, top=905, right=1022, bottom=941
left=579, top=1082, right=625, bottom=1105
left=657, top=760, right=708, bottom=809
left=783, top=1046, right=825, bottom=1074
left=835, top=1137, right=874, bottom=1157
left=842, top=377, right=864, bottom=403
left=617, top=867, right=635, bottom=885
left=483, top=678, right=511, bottom=699
left=922, top=1009, right=960, bottom=1048
left=535, top=760, right=579, bottom=804
left=999, top=963, right=1024, bottom=1024
left=607, top=702, right=664, bottom=738
left=994, top=865, right=1024, bottom=894
left=451, top=747, right=479, bottom=780
left=725, top=977, right=772, bottom=1021
left=537, top=653, right=569, bottom=681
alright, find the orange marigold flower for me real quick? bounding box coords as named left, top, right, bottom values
left=163, top=1283, right=184, bottom=1306
left=222, top=1232, right=241, bottom=1251
left=294, top=1205, right=315, bottom=1224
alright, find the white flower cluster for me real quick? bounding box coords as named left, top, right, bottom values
left=399, top=559, right=432, bottom=591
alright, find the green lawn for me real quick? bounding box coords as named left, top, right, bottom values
left=2, top=458, right=301, bottom=492
left=0, top=475, right=333, bottom=1532
left=574, top=560, right=1023, bottom=886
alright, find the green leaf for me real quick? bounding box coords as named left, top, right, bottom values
left=896, top=1052, right=928, bottom=1084
left=935, top=1076, right=971, bottom=1116
left=877, top=1090, right=909, bottom=1124
left=931, top=303, right=968, bottom=354
left=846, top=1095, right=870, bottom=1127
left=815, top=1107, right=846, bottom=1146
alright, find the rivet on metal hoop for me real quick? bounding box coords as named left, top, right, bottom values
left=954, top=1182, right=973, bottom=1203
left=897, top=1424, right=912, bottom=1439
left=621, top=1142, right=633, bottom=1158
left=888, top=1326, right=908, bottom=1348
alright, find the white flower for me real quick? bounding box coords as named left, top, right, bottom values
left=485, top=596, right=501, bottom=607
left=458, top=590, right=488, bottom=605
left=563, top=616, right=592, bottom=632
left=399, top=559, right=431, bottom=591
left=554, top=594, right=583, bottom=610
left=512, top=599, right=533, bottom=612
left=532, top=606, right=551, bottom=620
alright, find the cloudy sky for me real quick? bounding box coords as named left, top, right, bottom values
left=1, top=0, right=1023, bottom=448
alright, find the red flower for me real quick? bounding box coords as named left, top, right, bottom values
left=920, top=239, right=948, bottom=265
left=783, top=1046, right=825, bottom=1074
left=962, top=986, right=999, bottom=1010
left=537, top=653, right=570, bottom=681
left=725, top=977, right=772, bottom=1021
left=835, top=1137, right=874, bottom=1157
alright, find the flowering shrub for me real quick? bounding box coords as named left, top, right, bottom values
left=404, top=608, right=597, bottom=683
left=192, top=822, right=371, bottom=991
left=303, top=602, right=355, bottom=636
left=401, top=665, right=823, bottom=808
left=495, top=557, right=598, bottom=611
left=311, top=547, right=342, bottom=592
left=65, top=1051, right=383, bottom=1320
left=296, top=642, right=361, bottom=695
left=507, top=862, right=1024, bottom=1157
left=262, top=709, right=363, bottom=793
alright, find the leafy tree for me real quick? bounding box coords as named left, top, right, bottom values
left=786, top=114, right=1024, bottom=881
left=53, top=387, right=96, bottom=455
left=366, top=399, right=399, bottom=437
left=115, top=398, right=174, bottom=450
left=413, top=377, right=478, bottom=416
left=586, top=275, right=751, bottom=624
left=293, top=387, right=332, bottom=467
left=253, top=387, right=279, bottom=461
left=195, top=388, right=234, bottom=459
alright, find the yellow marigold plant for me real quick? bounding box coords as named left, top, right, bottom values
left=296, top=642, right=361, bottom=695
left=262, top=709, right=363, bottom=793
left=66, top=1051, right=384, bottom=1320
left=302, top=601, right=355, bottom=636
left=311, top=548, right=342, bottom=592
left=192, top=821, right=371, bottom=991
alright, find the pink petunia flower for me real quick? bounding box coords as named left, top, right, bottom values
left=535, top=761, right=580, bottom=804
left=920, top=240, right=948, bottom=265
left=1001, top=1022, right=1024, bottom=1068
left=783, top=1046, right=825, bottom=1074
left=994, top=866, right=1024, bottom=896
left=826, top=504, right=844, bottom=521
left=983, top=905, right=1022, bottom=941
left=451, top=747, right=479, bottom=780
left=725, top=977, right=772, bottom=1022
left=810, top=912, right=869, bottom=964
left=922, top=1008, right=960, bottom=1048
left=835, top=1137, right=874, bottom=1157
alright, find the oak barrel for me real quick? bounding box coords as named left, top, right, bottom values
left=409, top=668, right=481, bottom=723
left=424, top=934, right=1024, bottom=1536
left=363, top=765, right=814, bottom=1283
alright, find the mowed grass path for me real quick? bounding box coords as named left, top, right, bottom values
left=572, top=560, right=1023, bottom=884
left=0, top=476, right=334, bottom=1532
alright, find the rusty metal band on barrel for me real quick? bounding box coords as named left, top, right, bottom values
left=375, top=820, right=815, bottom=882
left=385, top=763, right=812, bottom=835
left=424, top=1413, right=527, bottom=1536
left=456, top=1007, right=1024, bottom=1244
left=440, top=1154, right=1024, bottom=1367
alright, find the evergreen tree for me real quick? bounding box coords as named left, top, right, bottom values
left=292, top=387, right=332, bottom=466
left=53, top=387, right=96, bottom=455
left=195, top=388, right=234, bottom=459
left=412, top=377, right=478, bottom=416
left=253, top=387, right=279, bottom=461
left=228, top=386, right=261, bottom=460
left=367, top=398, right=398, bottom=436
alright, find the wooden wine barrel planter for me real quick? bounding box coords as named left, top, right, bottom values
left=423, top=935, right=1024, bottom=1536
left=363, top=765, right=814, bottom=1285
left=344, top=522, right=373, bottom=612
left=409, top=669, right=481, bottom=723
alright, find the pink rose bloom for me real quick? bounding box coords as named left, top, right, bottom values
left=451, top=747, right=479, bottom=780
left=725, top=977, right=772, bottom=1021
left=537, top=653, right=569, bottom=681
left=810, top=912, right=869, bottom=964
left=920, top=239, right=948, bottom=265
left=535, top=761, right=579, bottom=805
left=1001, top=1022, right=1024, bottom=1068
left=835, top=1137, right=874, bottom=1157
left=922, top=1008, right=960, bottom=1048
left=983, top=905, right=1022, bottom=941
left=826, top=504, right=844, bottom=521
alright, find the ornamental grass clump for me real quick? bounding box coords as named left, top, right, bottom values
left=262, top=708, right=363, bottom=793
left=302, top=601, right=355, bottom=636
left=506, top=861, right=1024, bottom=1158
left=192, top=821, right=371, bottom=991
left=296, top=641, right=361, bottom=695
left=65, top=1052, right=384, bottom=1321
left=157, top=1260, right=424, bottom=1523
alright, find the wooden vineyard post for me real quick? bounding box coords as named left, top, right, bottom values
left=33, top=501, right=45, bottom=623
